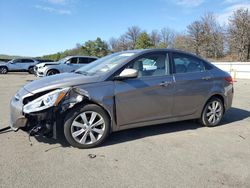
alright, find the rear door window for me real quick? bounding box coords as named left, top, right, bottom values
left=21, top=59, right=34, bottom=63
left=78, top=58, right=89, bottom=64
left=88, top=58, right=97, bottom=63
left=173, top=53, right=206, bottom=74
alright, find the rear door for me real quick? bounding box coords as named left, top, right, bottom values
left=171, top=52, right=213, bottom=117
left=21, top=59, right=35, bottom=70
left=114, top=52, right=175, bottom=126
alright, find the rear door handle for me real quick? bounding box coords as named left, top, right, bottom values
left=202, top=76, right=211, bottom=80
left=159, top=81, right=172, bottom=87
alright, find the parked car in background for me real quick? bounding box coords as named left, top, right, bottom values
left=0, top=58, right=39, bottom=74
left=34, top=56, right=97, bottom=77
left=10, top=49, right=234, bottom=149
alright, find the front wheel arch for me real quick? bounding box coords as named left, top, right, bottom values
left=46, top=69, right=59, bottom=76
left=62, top=100, right=112, bottom=130
left=63, top=103, right=111, bottom=148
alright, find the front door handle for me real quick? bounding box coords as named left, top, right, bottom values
left=159, top=81, right=172, bottom=87
left=202, top=76, right=211, bottom=80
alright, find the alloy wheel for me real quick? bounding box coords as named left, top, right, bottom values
left=206, top=101, right=223, bottom=125
left=71, top=111, right=106, bottom=145
left=0, top=67, right=7, bottom=74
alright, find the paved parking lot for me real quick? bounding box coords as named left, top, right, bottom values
left=0, top=73, right=250, bottom=188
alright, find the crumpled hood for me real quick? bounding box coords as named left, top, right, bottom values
left=24, top=73, right=101, bottom=94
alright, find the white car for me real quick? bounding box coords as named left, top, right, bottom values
left=0, top=58, right=39, bottom=74
left=34, top=56, right=97, bottom=77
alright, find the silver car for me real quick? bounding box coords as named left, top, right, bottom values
left=0, top=58, right=39, bottom=74
left=10, top=49, right=234, bottom=148
left=34, top=56, right=97, bottom=77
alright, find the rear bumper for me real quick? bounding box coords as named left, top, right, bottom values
left=224, top=85, right=234, bottom=111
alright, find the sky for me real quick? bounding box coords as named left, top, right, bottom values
left=0, top=0, right=249, bottom=57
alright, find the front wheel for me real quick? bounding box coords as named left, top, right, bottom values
left=46, top=69, right=59, bottom=76
left=0, top=66, right=8, bottom=74
left=200, top=98, right=224, bottom=127
left=64, top=104, right=110, bottom=149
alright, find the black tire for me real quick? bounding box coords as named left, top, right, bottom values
left=64, top=104, right=110, bottom=149
left=46, top=69, right=59, bottom=76
left=0, top=66, right=8, bottom=74
left=199, top=97, right=224, bottom=127
left=28, top=66, right=34, bottom=74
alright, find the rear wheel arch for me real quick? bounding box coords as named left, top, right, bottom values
left=205, top=94, right=225, bottom=113
left=28, top=66, right=34, bottom=74
left=199, top=94, right=225, bottom=127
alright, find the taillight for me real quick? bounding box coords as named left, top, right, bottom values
left=224, top=76, right=233, bottom=84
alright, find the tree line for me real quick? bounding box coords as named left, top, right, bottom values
left=43, top=8, right=250, bottom=62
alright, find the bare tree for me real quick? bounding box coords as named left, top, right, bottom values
left=125, top=26, right=141, bottom=49
left=228, top=8, right=250, bottom=61
left=160, top=27, right=175, bottom=48
left=150, top=30, right=161, bottom=47
left=173, top=34, right=193, bottom=52
left=109, top=37, right=119, bottom=52
left=187, top=21, right=204, bottom=55
left=201, top=13, right=225, bottom=58
left=187, top=13, right=225, bottom=58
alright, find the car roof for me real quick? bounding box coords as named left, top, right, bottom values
left=126, top=48, right=207, bottom=62
left=66, top=56, right=98, bottom=59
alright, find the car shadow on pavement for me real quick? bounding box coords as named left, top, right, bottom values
left=103, top=107, right=250, bottom=147
left=220, top=107, right=250, bottom=124
left=33, top=107, right=250, bottom=148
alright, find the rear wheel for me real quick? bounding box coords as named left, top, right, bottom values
left=0, top=66, right=8, bottom=74
left=46, top=69, right=59, bottom=76
left=200, top=97, right=224, bottom=127
left=64, top=104, right=110, bottom=149
left=28, top=66, right=34, bottom=74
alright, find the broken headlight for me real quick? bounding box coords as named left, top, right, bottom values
left=23, top=88, right=70, bottom=114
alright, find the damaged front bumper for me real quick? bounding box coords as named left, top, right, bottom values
left=9, top=87, right=88, bottom=135
left=10, top=96, right=27, bottom=131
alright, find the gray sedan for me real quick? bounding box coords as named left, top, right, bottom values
left=10, top=49, right=234, bottom=148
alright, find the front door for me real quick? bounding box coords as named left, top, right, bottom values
left=114, top=52, right=175, bottom=126
left=8, top=59, right=22, bottom=70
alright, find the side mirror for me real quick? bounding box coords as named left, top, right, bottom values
left=66, top=60, right=71, bottom=65
left=10, top=61, right=15, bottom=64
left=115, top=68, right=138, bottom=80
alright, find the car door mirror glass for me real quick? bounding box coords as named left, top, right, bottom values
left=115, top=68, right=138, bottom=80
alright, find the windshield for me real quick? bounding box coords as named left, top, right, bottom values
left=75, top=52, right=136, bottom=76
left=58, top=57, right=70, bottom=64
